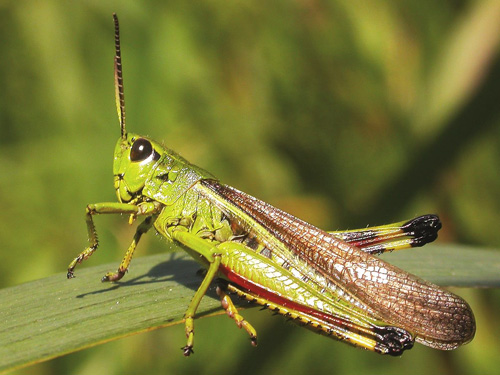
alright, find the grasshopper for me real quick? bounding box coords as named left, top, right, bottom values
left=68, top=14, right=475, bottom=356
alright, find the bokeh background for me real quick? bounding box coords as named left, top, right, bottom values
left=1, top=1, right=500, bottom=374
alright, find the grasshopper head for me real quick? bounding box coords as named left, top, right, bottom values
left=113, top=133, right=162, bottom=203
left=111, top=15, right=163, bottom=203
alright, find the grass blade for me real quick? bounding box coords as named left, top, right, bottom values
left=1, top=244, right=498, bottom=373
left=0, top=253, right=221, bottom=373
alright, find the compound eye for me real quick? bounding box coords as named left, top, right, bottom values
left=130, top=138, right=153, bottom=162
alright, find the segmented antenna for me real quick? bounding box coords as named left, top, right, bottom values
left=113, top=13, right=126, bottom=139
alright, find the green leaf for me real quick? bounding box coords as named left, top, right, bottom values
left=380, top=244, right=500, bottom=287
left=0, top=252, right=222, bottom=374
left=0, top=244, right=499, bottom=374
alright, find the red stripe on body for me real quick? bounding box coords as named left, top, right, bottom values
left=219, top=264, right=360, bottom=332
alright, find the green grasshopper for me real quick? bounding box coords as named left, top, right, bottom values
left=68, top=14, right=475, bottom=356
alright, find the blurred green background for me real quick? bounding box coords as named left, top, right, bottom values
left=1, top=1, right=500, bottom=374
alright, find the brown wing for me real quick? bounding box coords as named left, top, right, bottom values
left=201, top=179, right=475, bottom=349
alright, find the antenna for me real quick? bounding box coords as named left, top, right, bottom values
left=113, top=13, right=126, bottom=139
